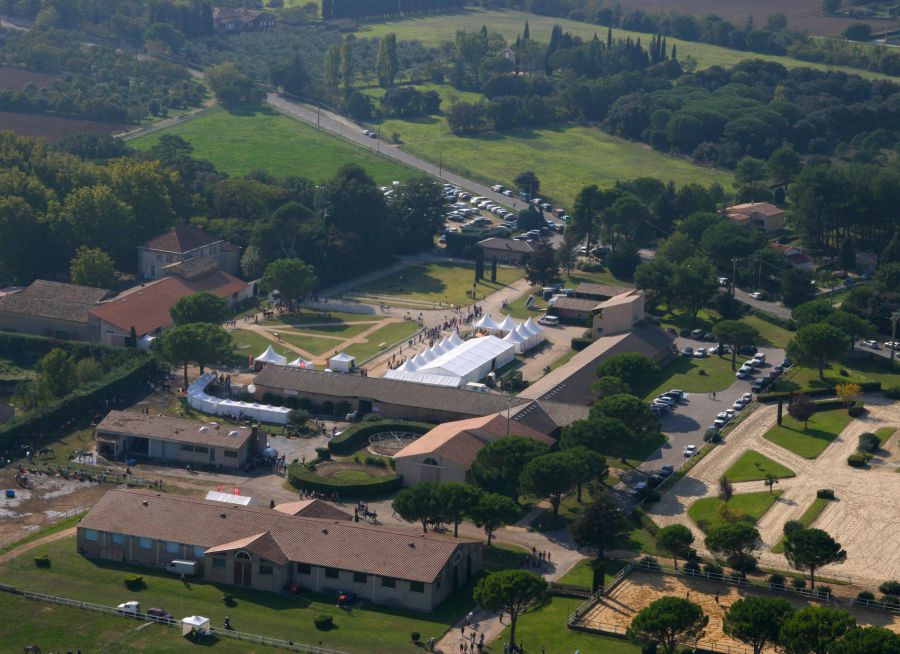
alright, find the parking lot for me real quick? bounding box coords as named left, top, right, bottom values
left=636, top=336, right=787, bottom=475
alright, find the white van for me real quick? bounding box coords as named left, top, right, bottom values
left=539, top=315, right=559, bottom=326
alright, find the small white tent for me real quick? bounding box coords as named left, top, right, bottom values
left=181, top=615, right=210, bottom=637
left=254, top=345, right=287, bottom=366
left=474, top=314, right=501, bottom=332
left=497, top=314, right=519, bottom=333
left=329, top=352, right=356, bottom=373
left=288, top=357, right=315, bottom=369
left=502, top=326, right=526, bottom=353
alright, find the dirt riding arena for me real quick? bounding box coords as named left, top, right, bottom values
left=615, top=0, right=900, bottom=38
left=649, top=397, right=900, bottom=585
left=0, top=467, right=108, bottom=547
left=0, top=111, right=126, bottom=142
left=0, top=66, right=60, bottom=91
left=583, top=571, right=900, bottom=653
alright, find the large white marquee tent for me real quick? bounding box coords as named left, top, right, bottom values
left=384, top=335, right=515, bottom=387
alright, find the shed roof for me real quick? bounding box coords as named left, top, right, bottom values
left=477, top=237, right=534, bottom=254
left=96, top=411, right=253, bottom=449
left=0, top=280, right=110, bottom=324
left=141, top=225, right=223, bottom=253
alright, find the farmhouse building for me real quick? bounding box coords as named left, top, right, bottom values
left=726, top=202, right=785, bottom=233
left=394, top=413, right=554, bottom=486
left=768, top=243, right=814, bottom=271
left=90, top=262, right=251, bottom=347
left=95, top=411, right=263, bottom=470
left=77, top=488, right=481, bottom=611
left=0, top=280, right=111, bottom=342
left=139, top=225, right=241, bottom=280
left=212, top=7, right=277, bottom=32
left=550, top=289, right=646, bottom=338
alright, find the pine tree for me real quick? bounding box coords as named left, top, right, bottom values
left=324, top=44, right=340, bottom=89
left=671, top=43, right=677, bottom=61
left=607, top=26, right=613, bottom=49
left=661, top=36, right=667, bottom=60
left=339, top=40, right=354, bottom=89
left=523, top=20, right=530, bottom=39
left=375, top=33, right=398, bottom=87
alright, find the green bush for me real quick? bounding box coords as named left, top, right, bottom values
left=33, top=553, right=50, bottom=567
left=858, top=432, right=880, bottom=453
left=314, top=447, right=331, bottom=461
left=411, top=632, right=421, bottom=642
left=882, top=594, right=900, bottom=607
left=288, top=463, right=402, bottom=499
left=759, top=382, right=881, bottom=403
left=816, top=489, right=835, bottom=500
left=364, top=456, right=387, bottom=467
left=879, top=580, right=900, bottom=595
left=885, top=385, right=900, bottom=399
left=848, top=401, right=866, bottom=417
left=124, top=574, right=145, bottom=589
left=261, top=392, right=283, bottom=406
left=791, top=577, right=807, bottom=589
left=847, top=453, right=867, bottom=468
left=857, top=591, right=875, bottom=601
left=314, top=614, right=333, bottom=630
left=783, top=520, right=803, bottom=535
left=768, top=574, right=786, bottom=587
left=327, top=419, right=432, bottom=455
left=289, top=408, right=310, bottom=425
left=703, top=563, right=723, bottom=575
left=571, top=337, right=594, bottom=351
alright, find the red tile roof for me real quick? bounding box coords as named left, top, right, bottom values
left=142, top=226, right=222, bottom=254
left=89, top=270, right=247, bottom=335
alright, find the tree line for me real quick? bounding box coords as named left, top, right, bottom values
left=322, top=0, right=465, bottom=21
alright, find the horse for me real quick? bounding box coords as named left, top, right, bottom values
left=362, top=509, right=378, bottom=524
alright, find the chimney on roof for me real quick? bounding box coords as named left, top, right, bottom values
left=408, top=542, right=415, bottom=548
left=322, top=528, right=328, bottom=534
left=142, top=501, right=149, bottom=507
left=220, top=513, right=227, bottom=519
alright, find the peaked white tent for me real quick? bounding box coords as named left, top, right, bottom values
left=474, top=313, right=501, bottom=332
left=329, top=352, right=356, bottom=373
left=254, top=345, right=287, bottom=366
left=448, top=332, right=465, bottom=348
left=522, top=317, right=540, bottom=335
left=419, top=347, right=436, bottom=364
left=502, top=326, right=526, bottom=353
left=288, top=357, right=315, bottom=369
left=396, top=357, right=416, bottom=373
left=497, top=314, right=519, bottom=333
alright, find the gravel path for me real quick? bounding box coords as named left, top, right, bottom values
left=648, top=396, right=900, bottom=585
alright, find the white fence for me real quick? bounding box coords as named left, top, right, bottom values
left=3, top=588, right=350, bottom=653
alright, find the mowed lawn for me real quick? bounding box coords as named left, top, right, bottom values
left=688, top=490, right=783, bottom=533
left=0, top=537, right=469, bottom=654
left=131, top=106, right=417, bottom=184
left=770, top=358, right=900, bottom=393
left=558, top=558, right=629, bottom=588
left=763, top=408, right=854, bottom=459
left=228, top=328, right=291, bottom=366
left=723, top=450, right=795, bottom=483
left=366, top=84, right=731, bottom=203
left=347, top=262, right=522, bottom=307
left=771, top=497, right=833, bottom=554
left=637, top=354, right=743, bottom=401
left=0, top=593, right=286, bottom=654
left=342, top=320, right=422, bottom=362
left=361, top=7, right=895, bottom=81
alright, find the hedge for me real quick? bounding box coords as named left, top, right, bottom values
left=750, top=308, right=797, bottom=332
left=571, top=337, right=594, bottom=352
left=328, top=419, right=433, bottom=455
left=0, top=342, right=157, bottom=450
left=287, top=463, right=402, bottom=499
left=759, top=381, right=881, bottom=402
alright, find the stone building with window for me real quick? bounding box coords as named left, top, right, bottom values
left=77, top=488, right=481, bottom=611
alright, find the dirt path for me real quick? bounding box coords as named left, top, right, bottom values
left=0, top=526, right=76, bottom=565
left=648, top=396, right=900, bottom=585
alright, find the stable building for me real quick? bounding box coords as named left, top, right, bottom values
left=139, top=225, right=241, bottom=280
left=0, top=280, right=111, bottom=342
left=77, top=488, right=481, bottom=611
left=476, top=237, right=534, bottom=264
left=95, top=411, right=263, bottom=470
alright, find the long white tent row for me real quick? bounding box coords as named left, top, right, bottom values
left=187, top=373, right=291, bottom=424
left=476, top=313, right=546, bottom=354
left=384, top=334, right=515, bottom=387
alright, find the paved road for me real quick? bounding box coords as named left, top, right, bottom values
left=731, top=287, right=792, bottom=319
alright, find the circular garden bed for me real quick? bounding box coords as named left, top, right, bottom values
left=288, top=459, right=401, bottom=499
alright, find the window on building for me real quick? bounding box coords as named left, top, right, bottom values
left=166, top=541, right=179, bottom=554
left=381, top=576, right=396, bottom=589
left=180, top=444, right=194, bottom=452
left=259, top=561, right=274, bottom=575
left=296, top=562, right=311, bottom=574
left=212, top=557, right=226, bottom=569
left=84, top=529, right=98, bottom=542
left=111, top=533, right=126, bottom=545
left=195, top=446, right=209, bottom=454
left=324, top=567, right=339, bottom=579
left=138, top=537, right=152, bottom=550
left=353, top=572, right=367, bottom=584
left=224, top=450, right=238, bottom=458
left=193, top=546, right=205, bottom=558
left=422, top=457, right=439, bottom=466
left=410, top=581, right=425, bottom=593
left=156, top=254, right=162, bottom=261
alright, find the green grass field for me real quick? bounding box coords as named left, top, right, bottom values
left=360, top=8, right=894, bottom=81
left=342, top=320, right=421, bottom=362
left=876, top=427, right=897, bottom=447
left=558, top=558, right=629, bottom=589
left=131, top=106, right=417, bottom=184
left=723, top=450, right=796, bottom=483
left=277, top=330, right=345, bottom=356
left=228, top=328, right=291, bottom=365
left=0, top=537, right=471, bottom=654
left=743, top=315, right=795, bottom=349
left=771, top=497, right=833, bottom=554
left=763, top=408, right=854, bottom=459
left=0, top=592, right=289, bottom=653
left=366, top=83, right=731, bottom=204
left=346, top=261, right=522, bottom=307
left=688, top=490, right=783, bottom=534
left=637, top=354, right=744, bottom=401
left=770, top=358, right=900, bottom=393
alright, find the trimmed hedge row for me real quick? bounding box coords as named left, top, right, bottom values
left=571, top=337, right=594, bottom=352
left=328, top=419, right=433, bottom=455
left=759, top=381, right=881, bottom=402
left=287, top=463, right=402, bottom=499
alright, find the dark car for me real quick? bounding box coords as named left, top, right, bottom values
left=147, top=608, right=174, bottom=621
left=781, top=358, right=792, bottom=368
left=679, top=328, right=692, bottom=337
left=751, top=379, right=769, bottom=393
left=648, top=474, right=664, bottom=487
left=660, top=464, right=674, bottom=477
left=703, top=332, right=715, bottom=341
left=738, top=345, right=758, bottom=356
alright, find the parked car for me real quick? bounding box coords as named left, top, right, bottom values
left=724, top=409, right=736, bottom=419
left=632, top=481, right=648, bottom=496
left=885, top=341, right=900, bottom=350
left=491, top=184, right=504, bottom=192
left=147, top=607, right=174, bottom=621
left=713, top=417, right=727, bottom=428
left=749, top=290, right=767, bottom=300
left=753, top=352, right=766, bottom=365
left=751, top=379, right=769, bottom=393
left=683, top=444, right=697, bottom=457
left=681, top=347, right=694, bottom=357
left=694, top=348, right=707, bottom=358
left=738, top=345, right=758, bottom=356
left=709, top=344, right=721, bottom=355
left=665, top=389, right=685, bottom=401
left=736, top=369, right=750, bottom=379
left=655, top=395, right=676, bottom=407
left=660, top=464, right=674, bottom=477
left=503, top=189, right=513, bottom=197
left=742, top=392, right=753, bottom=402
left=862, top=340, right=881, bottom=349
left=732, top=398, right=746, bottom=410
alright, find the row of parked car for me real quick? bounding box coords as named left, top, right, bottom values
left=862, top=340, right=900, bottom=350
left=633, top=463, right=675, bottom=496
left=649, top=388, right=685, bottom=415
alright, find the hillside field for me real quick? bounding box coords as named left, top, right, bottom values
left=130, top=106, right=418, bottom=184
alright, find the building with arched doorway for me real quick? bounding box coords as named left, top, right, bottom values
left=76, top=488, right=481, bottom=611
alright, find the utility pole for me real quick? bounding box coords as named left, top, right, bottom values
left=438, top=151, right=443, bottom=179
left=731, top=257, right=741, bottom=298
left=891, top=311, right=900, bottom=362
left=316, top=102, right=320, bottom=127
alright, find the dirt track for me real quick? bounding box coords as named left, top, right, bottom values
left=648, top=396, right=900, bottom=585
